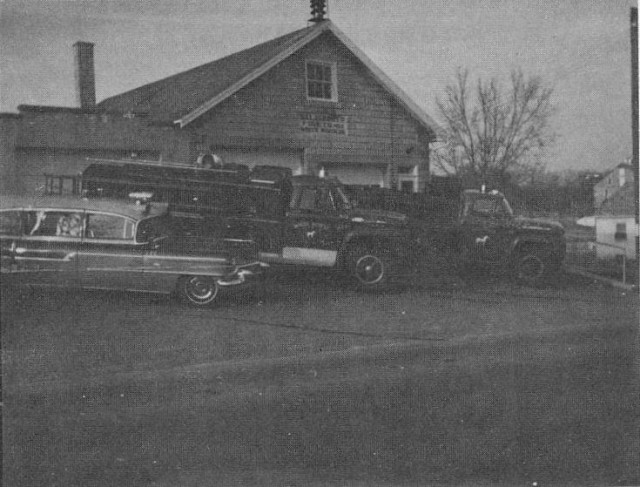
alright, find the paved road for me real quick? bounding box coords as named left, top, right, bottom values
left=2, top=270, right=638, bottom=486
left=0, top=270, right=623, bottom=377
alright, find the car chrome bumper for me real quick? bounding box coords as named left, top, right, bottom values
left=217, top=261, right=268, bottom=287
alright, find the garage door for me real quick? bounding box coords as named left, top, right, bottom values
left=217, top=149, right=303, bottom=175
left=328, top=166, right=385, bottom=187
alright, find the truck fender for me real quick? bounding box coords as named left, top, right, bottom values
left=509, top=236, right=555, bottom=259
left=338, top=230, right=399, bottom=267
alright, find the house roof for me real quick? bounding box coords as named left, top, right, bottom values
left=98, top=20, right=438, bottom=138
left=597, top=184, right=637, bottom=216
left=595, top=162, right=635, bottom=184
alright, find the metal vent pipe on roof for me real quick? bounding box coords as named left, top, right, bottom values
left=309, top=0, right=327, bottom=22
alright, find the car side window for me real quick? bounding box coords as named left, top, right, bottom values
left=0, top=210, right=22, bottom=235
left=85, top=212, right=134, bottom=240
left=24, top=210, right=84, bottom=237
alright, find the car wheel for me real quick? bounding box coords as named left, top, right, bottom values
left=178, top=275, right=220, bottom=306
left=513, top=249, right=550, bottom=286
left=349, top=246, right=389, bottom=291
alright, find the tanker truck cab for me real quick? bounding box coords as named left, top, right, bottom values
left=456, top=189, right=566, bottom=285
left=278, top=176, right=352, bottom=267
left=458, top=189, right=517, bottom=264
left=271, top=175, right=414, bottom=290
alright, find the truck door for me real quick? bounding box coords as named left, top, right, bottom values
left=283, top=183, right=347, bottom=267
left=460, top=195, right=514, bottom=263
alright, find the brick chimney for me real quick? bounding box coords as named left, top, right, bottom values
left=74, top=41, right=96, bottom=109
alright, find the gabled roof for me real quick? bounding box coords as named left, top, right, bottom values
left=595, top=162, right=635, bottom=183
left=597, top=184, right=637, bottom=216
left=98, top=20, right=438, bottom=137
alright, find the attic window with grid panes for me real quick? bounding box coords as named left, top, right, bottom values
left=306, top=61, right=337, bottom=101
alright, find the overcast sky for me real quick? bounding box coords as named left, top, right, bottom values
left=0, top=0, right=636, bottom=172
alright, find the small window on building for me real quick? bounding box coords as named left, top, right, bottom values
left=619, top=167, right=626, bottom=187
left=397, top=166, right=412, bottom=175
left=614, top=222, right=627, bottom=241
left=306, top=61, right=336, bottom=101
left=400, top=181, right=415, bottom=193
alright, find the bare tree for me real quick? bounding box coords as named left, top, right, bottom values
left=433, top=68, right=555, bottom=188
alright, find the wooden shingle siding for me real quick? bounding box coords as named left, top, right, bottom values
left=191, top=32, right=429, bottom=172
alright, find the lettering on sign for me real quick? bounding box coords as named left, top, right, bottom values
left=300, top=114, right=348, bottom=135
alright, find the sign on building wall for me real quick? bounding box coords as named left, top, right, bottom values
left=300, top=114, right=348, bottom=135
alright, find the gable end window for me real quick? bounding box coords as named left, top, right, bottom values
left=306, top=61, right=337, bottom=101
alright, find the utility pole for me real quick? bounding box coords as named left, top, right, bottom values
left=631, top=8, right=638, bottom=260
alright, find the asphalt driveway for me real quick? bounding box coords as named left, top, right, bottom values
left=2, top=271, right=638, bottom=486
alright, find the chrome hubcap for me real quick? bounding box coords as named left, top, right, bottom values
left=355, top=255, right=384, bottom=285
left=185, top=276, right=217, bottom=302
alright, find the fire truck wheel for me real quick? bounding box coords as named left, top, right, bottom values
left=348, top=245, right=390, bottom=291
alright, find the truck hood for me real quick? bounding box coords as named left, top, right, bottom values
left=514, top=217, right=564, bottom=233
left=348, top=208, right=408, bottom=225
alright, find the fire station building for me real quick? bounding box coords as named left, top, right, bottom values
left=0, top=18, right=438, bottom=196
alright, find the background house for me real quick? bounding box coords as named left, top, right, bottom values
left=593, top=162, right=635, bottom=209
left=592, top=162, right=638, bottom=259
left=0, top=19, right=438, bottom=197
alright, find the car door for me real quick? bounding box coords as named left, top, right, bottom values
left=14, top=209, right=82, bottom=288
left=78, top=211, right=146, bottom=291
left=461, top=196, right=514, bottom=263
left=283, top=184, right=347, bottom=267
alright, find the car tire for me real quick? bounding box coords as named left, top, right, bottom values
left=513, top=248, right=552, bottom=287
left=348, top=245, right=390, bottom=291
left=178, top=275, right=220, bottom=306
